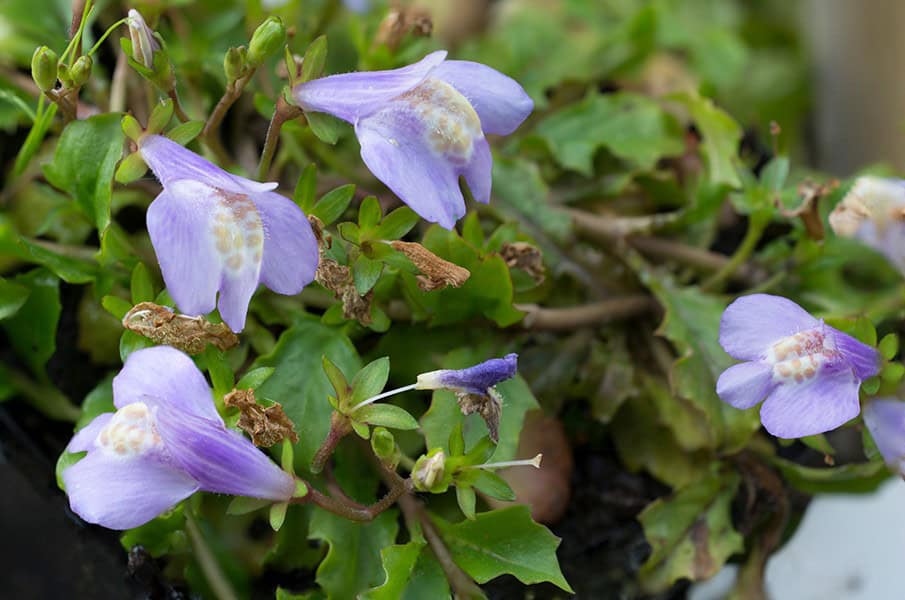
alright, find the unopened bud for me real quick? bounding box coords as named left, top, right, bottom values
left=69, top=55, right=93, bottom=87
left=370, top=427, right=397, bottom=463
left=224, top=46, right=247, bottom=82
left=31, top=46, right=58, bottom=92
left=248, top=17, right=286, bottom=67
left=412, top=450, right=446, bottom=492
left=57, top=62, right=73, bottom=88
left=127, top=9, right=160, bottom=69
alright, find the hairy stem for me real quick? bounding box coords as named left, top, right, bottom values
left=515, top=295, right=657, bottom=331
left=397, top=494, right=484, bottom=599
left=167, top=89, right=191, bottom=122
left=297, top=475, right=412, bottom=522
left=201, top=71, right=256, bottom=164
left=258, top=94, right=302, bottom=180
left=701, top=211, right=770, bottom=292
left=310, top=412, right=351, bottom=474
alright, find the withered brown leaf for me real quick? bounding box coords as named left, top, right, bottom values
left=224, top=388, right=299, bottom=447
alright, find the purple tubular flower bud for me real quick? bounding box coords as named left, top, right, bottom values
left=61, top=346, right=295, bottom=530
left=415, top=353, right=518, bottom=395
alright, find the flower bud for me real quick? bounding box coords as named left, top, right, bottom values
left=224, top=46, right=247, bottom=83
left=69, top=55, right=93, bottom=87
left=127, top=9, right=161, bottom=69
left=247, top=17, right=286, bottom=67
left=412, top=450, right=447, bottom=493
left=57, top=62, right=73, bottom=88
left=370, top=427, right=397, bottom=463
left=31, top=46, right=58, bottom=91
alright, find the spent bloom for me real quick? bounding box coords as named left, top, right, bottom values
left=292, top=51, right=533, bottom=229
left=716, top=294, right=879, bottom=438
left=829, top=176, right=905, bottom=275
left=62, top=346, right=295, bottom=529
left=139, top=134, right=318, bottom=332
left=862, top=399, right=905, bottom=477
left=415, top=353, right=519, bottom=396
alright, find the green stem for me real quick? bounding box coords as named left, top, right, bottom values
left=310, top=412, right=351, bottom=474
left=702, top=212, right=770, bottom=292
left=258, top=95, right=302, bottom=180
left=201, top=70, right=256, bottom=165
left=87, top=18, right=128, bottom=56
left=184, top=511, right=239, bottom=600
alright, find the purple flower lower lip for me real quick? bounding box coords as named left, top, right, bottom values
left=62, top=346, right=295, bottom=530
left=716, top=294, right=880, bottom=438
left=291, top=52, right=533, bottom=229
left=139, top=134, right=319, bottom=332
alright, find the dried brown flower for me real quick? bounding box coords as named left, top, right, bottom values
left=122, top=302, right=239, bottom=354
left=391, top=241, right=470, bottom=291
left=500, top=242, right=545, bottom=284
left=456, top=388, right=503, bottom=443
left=224, top=388, right=299, bottom=447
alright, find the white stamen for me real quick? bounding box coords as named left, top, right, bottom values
left=351, top=383, right=418, bottom=412
left=468, top=454, right=543, bottom=471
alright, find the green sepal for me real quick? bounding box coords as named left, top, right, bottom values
left=270, top=501, right=289, bottom=531
left=227, top=496, right=271, bottom=515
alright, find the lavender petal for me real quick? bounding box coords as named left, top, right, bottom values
left=155, top=407, right=295, bottom=501
left=146, top=185, right=221, bottom=317
left=113, top=346, right=221, bottom=422
left=719, top=294, right=820, bottom=361
left=759, top=366, right=861, bottom=438
left=252, top=190, right=319, bottom=295
left=217, top=264, right=261, bottom=334
left=863, top=399, right=905, bottom=473
left=716, top=361, right=775, bottom=410
left=291, top=51, right=447, bottom=123
left=463, top=136, right=493, bottom=204
left=432, top=60, right=534, bottom=135
left=62, top=451, right=199, bottom=530
left=140, top=135, right=277, bottom=194
left=66, top=413, right=113, bottom=453
left=834, top=329, right=881, bottom=380
left=356, top=110, right=465, bottom=229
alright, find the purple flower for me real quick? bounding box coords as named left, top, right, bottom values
left=416, top=353, right=519, bottom=395
left=292, top=51, right=533, bottom=229
left=829, top=176, right=905, bottom=274
left=716, top=294, right=880, bottom=438
left=62, top=346, right=295, bottom=530
left=139, top=134, right=319, bottom=332
left=862, top=399, right=905, bottom=476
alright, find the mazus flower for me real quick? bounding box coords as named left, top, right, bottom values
left=62, top=346, right=296, bottom=529
left=139, top=134, right=319, bottom=333
left=862, top=399, right=905, bottom=477
left=829, top=176, right=905, bottom=275
left=292, top=51, right=533, bottom=229
left=716, top=294, right=879, bottom=438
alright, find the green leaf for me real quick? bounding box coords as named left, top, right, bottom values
left=16, top=237, right=98, bottom=283
left=354, top=403, right=419, bottom=430
left=294, top=164, right=317, bottom=212
left=492, top=157, right=571, bottom=243
left=2, top=268, right=60, bottom=374
left=433, top=506, right=572, bottom=592
left=236, top=367, right=275, bottom=390
left=307, top=111, right=342, bottom=144
left=350, top=357, right=391, bottom=407
left=270, top=501, right=289, bottom=531
left=879, top=333, right=899, bottom=360
left=43, top=113, right=124, bottom=233
left=301, top=35, right=327, bottom=82
left=253, top=319, right=361, bottom=470
left=148, top=99, right=174, bottom=133
left=470, top=470, right=516, bottom=501
left=226, top=496, right=271, bottom=515
left=358, top=196, right=382, bottom=231
left=374, top=207, right=420, bottom=240
left=75, top=375, right=115, bottom=430
left=770, top=457, right=888, bottom=494
left=309, top=505, right=399, bottom=599
left=638, top=468, right=742, bottom=592
left=0, top=277, right=30, bottom=320
left=114, top=152, right=148, bottom=184
left=166, top=120, right=205, bottom=146
left=535, top=91, right=684, bottom=174
left=14, top=101, right=57, bottom=176
left=120, top=507, right=188, bottom=557
left=672, top=92, right=742, bottom=188
left=102, top=295, right=132, bottom=320
left=645, top=277, right=759, bottom=451
left=130, top=262, right=155, bottom=303
left=361, top=541, right=451, bottom=600
left=313, top=184, right=355, bottom=226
